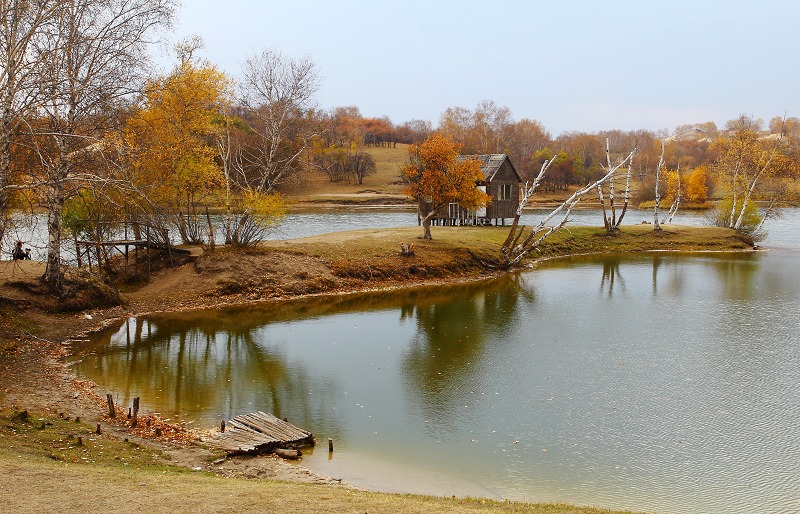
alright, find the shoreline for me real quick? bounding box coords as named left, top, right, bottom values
left=0, top=224, right=755, bottom=512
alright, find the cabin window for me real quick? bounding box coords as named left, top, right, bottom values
left=498, top=183, right=512, bottom=201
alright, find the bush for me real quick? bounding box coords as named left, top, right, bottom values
left=709, top=198, right=765, bottom=241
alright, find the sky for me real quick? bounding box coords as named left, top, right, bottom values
left=167, top=0, right=799, bottom=137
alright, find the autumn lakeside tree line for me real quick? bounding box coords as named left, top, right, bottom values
left=2, top=1, right=800, bottom=288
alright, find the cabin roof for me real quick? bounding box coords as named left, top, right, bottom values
left=457, top=153, right=522, bottom=182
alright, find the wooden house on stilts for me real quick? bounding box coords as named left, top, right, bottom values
left=426, top=153, right=523, bottom=226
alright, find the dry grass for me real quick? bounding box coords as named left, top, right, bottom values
left=0, top=409, right=629, bottom=514
left=283, top=145, right=410, bottom=205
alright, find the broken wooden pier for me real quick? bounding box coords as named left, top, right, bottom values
left=208, top=411, right=315, bottom=455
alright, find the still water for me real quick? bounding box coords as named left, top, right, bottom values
left=74, top=247, right=800, bottom=513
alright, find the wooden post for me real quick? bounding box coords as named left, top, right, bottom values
left=132, top=397, right=139, bottom=428
left=206, top=206, right=215, bottom=251
left=106, top=394, right=115, bottom=418
left=77, top=436, right=83, bottom=446
left=328, top=438, right=334, bottom=453
left=220, top=420, right=226, bottom=433
left=96, top=424, right=101, bottom=435
left=75, top=237, right=82, bottom=267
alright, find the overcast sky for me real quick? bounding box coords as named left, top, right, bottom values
left=168, top=0, right=798, bottom=137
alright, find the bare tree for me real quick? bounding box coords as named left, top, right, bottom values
left=0, top=0, right=62, bottom=248
left=493, top=145, right=635, bottom=269
left=30, top=0, right=174, bottom=287
left=597, top=138, right=635, bottom=233
left=239, top=49, right=319, bottom=191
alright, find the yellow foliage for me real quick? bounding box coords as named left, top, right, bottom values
left=684, top=165, right=709, bottom=203
left=124, top=61, right=232, bottom=209
left=661, top=170, right=680, bottom=205
left=238, top=190, right=287, bottom=221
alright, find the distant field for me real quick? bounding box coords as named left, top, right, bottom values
left=282, top=145, right=411, bottom=205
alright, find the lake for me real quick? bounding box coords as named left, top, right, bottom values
left=72, top=209, right=800, bottom=513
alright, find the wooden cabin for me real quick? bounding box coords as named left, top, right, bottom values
left=427, top=153, right=522, bottom=226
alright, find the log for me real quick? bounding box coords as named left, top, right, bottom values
left=274, top=448, right=301, bottom=460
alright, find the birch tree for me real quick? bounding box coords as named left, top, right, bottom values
left=31, top=0, right=174, bottom=288
left=653, top=140, right=665, bottom=230
left=710, top=115, right=797, bottom=236
left=495, top=145, right=635, bottom=269
left=0, top=0, right=62, bottom=247
left=596, top=138, right=634, bottom=233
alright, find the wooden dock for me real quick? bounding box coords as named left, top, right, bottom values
left=208, top=411, right=315, bottom=455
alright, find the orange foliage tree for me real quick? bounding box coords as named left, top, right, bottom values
left=402, top=134, right=490, bottom=239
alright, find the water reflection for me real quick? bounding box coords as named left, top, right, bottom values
left=80, top=277, right=528, bottom=429
left=599, top=255, right=626, bottom=297
left=400, top=277, right=530, bottom=428
left=708, top=252, right=760, bottom=300
left=85, top=315, right=306, bottom=422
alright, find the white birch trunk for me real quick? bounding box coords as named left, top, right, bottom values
left=653, top=141, right=665, bottom=231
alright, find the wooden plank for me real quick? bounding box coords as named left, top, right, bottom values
left=207, top=411, right=314, bottom=455
left=239, top=412, right=308, bottom=442
left=258, top=411, right=313, bottom=439
left=240, top=413, right=298, bottom=440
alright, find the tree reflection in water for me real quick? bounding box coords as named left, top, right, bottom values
left=400, top=275, right=533, bottom=429
left=598, top=255, right=626, bottom=297
left=80, top=313, right=318, bottom=425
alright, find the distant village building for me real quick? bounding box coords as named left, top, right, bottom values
left=427, top=153, right=522, bottom=226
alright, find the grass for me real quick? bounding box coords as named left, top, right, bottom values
left=282, top=145, right=411, bottom=204
left=0, top=408, right=635, bottom=514
left=267, top=224, right=753, bottom=268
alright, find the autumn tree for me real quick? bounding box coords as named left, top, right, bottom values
left=554, top=131, right=606, bottom=181
left=125, top=47, right=228, bottom=244
left=531, top=149, right=575, bottom=191
left=394, top=119, right=432, bottom=144
left=710, top=114, right=799, bottom=235
left=402, top=134, right=489, bottom=240
left=506, top=118, right=551, bottom=179
left=769, top=115, right=800, bottom=137
left=308, top=107, right=379, bottom=185
left=684, top=165, right=709, bottom=203
left=361, top=116, right=393, bottom=146
left=439, top=101, right=551, bottom=179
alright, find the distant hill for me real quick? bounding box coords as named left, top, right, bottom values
left=279, top=145, right=412, bottom=207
